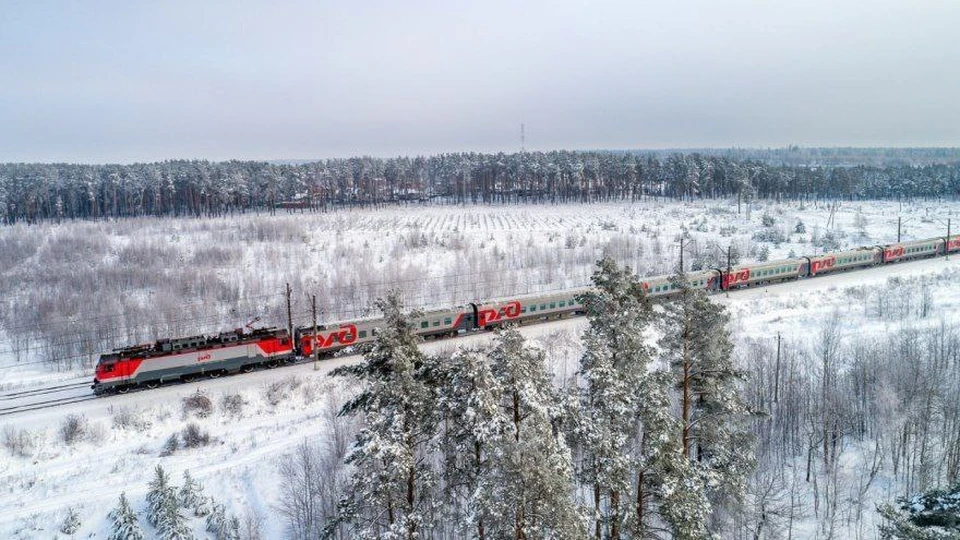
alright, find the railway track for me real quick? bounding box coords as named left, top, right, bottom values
left=0, top=381, right=97, bottom=417
left=0, top=394, right=98, bottom=417
left=2, top=248, right=956, bottom=418
left=0, top=381, right=91, bottom=401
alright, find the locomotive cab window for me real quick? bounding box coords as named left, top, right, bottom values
left=103, top=363, right=116, bottom=373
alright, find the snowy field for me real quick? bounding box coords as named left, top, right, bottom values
left=1, top=197, right=958, bottom=375
left=2, top=198, right=960, bottom=538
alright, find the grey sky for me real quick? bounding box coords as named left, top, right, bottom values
left=1, top=0, right=958, bottom=163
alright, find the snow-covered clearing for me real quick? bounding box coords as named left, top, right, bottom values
left=2, top=199, right=960, bottom=538
left=1, top=197, right=957, bottom=376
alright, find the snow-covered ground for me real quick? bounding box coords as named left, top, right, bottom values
left=1, top=197, right=957, bottom=376
left=2, top=199, right=960, bottom=538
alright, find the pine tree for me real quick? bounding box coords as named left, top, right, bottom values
left=179, top=470, right=201, bottom=510
left=878, top=482, right=960, bottom=539
left=228, top=516, right=242, bottom=540
left=575, top=256, right=661, bottom=539
left=60, top=506, right=82, bottom=535
left=206, top=500, right=231, bottom=540
left=659, top=265, right=754, bottom=533
left=108, top=492, right=144, bottom=540
left=147, top=465, right=173, bottom=527
left=483, top=328, right=584, bottom=539
left=326, top=292, right=438, bottom=539
left=146, top=465, right=193, bottom=540
left=431, top=346, right=507, bottom=538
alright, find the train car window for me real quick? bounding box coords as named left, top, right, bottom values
left=530, top=305, right=537, bottom=312
left=359, top=331, right=367, bottom=338
left=540, top=304, right=546, bottom=310
left=559, top=301, right=566, bottom=307
left=444, top=318, right=451, bottom=325
left=521, top=307, right=527, bottom=313
left=549, top=302, right=556, bottom=308
left=433, top=320, right=440, bottom=326
left=421, top=321, right=429, bottom=329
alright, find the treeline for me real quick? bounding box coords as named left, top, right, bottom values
left=2, top=149, right=960, bottom=223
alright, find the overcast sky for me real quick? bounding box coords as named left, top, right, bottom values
left=1, top=0, right=958, bottom=163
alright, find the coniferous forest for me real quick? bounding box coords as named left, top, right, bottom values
left=2, top=147, right=960, bottom=223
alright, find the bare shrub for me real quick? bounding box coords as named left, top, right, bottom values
left=86, top=422, right=107, bottom=445
left=300, top=380, right=322, bottom=403
left=2, top=425, right=36, bottom=458
left=241, top=508, right=265, bottom=540
left=265, top=376, right=302, bottom=406
left=59, top=414, right=88, bottom=445
left=111, top=406, right=152, bottom=432
left=182, top=390, right=214, bottom=418
left=182, top=423, right=211, bottom=448
left=161, top=433, right=180, bottom=456
left=220, top=393, right=246, bottom=417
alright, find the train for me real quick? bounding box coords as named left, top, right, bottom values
left=91, top=233, right=960, bottom=395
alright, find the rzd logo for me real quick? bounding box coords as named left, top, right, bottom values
left=722, top=269, right=750, bottom=289
left=303, top=324, right=358, bottom=354
left=811, top=257, right=836, bottom=274
left=885, top=247, right=904, bottom=260
left=478, top=300, right=522, bottom=327
left=948, top=238, right=960, bottom=252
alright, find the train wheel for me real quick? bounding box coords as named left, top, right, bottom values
left=145, top=381, right=159, bottom=389
left=209, top=371, right=222, bottom=379
left=117, top=386, right=130, bottom=394
left=240, top=365, right=254, bottom=373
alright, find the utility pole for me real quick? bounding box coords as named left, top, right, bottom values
left=285, top=283, right=293, bottom=341
left=897, top=216, right=901, bottom=243
left=774, top=333, right=781, bottom=404
left=948, top=218, right=952, bottom=260
left=679, top=236, right=684, bottom=273
left=312, top=295, right=319, bottom=370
